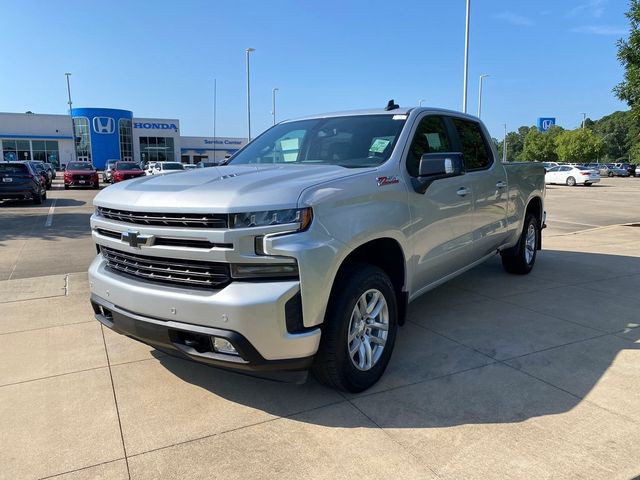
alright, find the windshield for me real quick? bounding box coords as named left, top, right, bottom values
left=116, top=162, right=140, bottom=171
left=163, top=163, right=184, bottom=170
left=67, top=162, right=93, bottom=170
left=229, top=114, right=407, bottom=168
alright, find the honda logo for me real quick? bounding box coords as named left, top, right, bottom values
left=93, top=117, right=115, bottom=134
left=121, top=230, right=154, bottom=248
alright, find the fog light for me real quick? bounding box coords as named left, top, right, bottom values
left=212, top=337, right=238, bottom=356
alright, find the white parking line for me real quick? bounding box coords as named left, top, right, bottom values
left=45, top=198, right=57, bottom=227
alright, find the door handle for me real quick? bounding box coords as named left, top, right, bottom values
left=496, top=181, right=507, bottom=189
left=456, top=187, right=469, bottom=197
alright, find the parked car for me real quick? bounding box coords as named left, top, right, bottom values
left=0, top=161, right=47, bottom=204
left=542, top=162, right=559, bottom=172
left=89, top=105, right=546, bottom=392
left=546, top=165, right=600, bottom=186
left=64, top=162, right=99, bottom=189
left=43, top=162, right=56, bottom=180
left=150, top=161, right=185, bottom=175
left=620, top=163, right=637, bottom=177
left=184, top=164, right=197, bottom=170
left=599, top=164, right=629, bottom=177
left=103, top=160, right=118, bottom=183
left=111, top=161, right=145, bottom=183
left=196, top=161, right=219, bottom=168
left=28, top=161, right=52, bottom=189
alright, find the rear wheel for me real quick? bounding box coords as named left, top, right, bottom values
left=64, top=184, right=69, bottom=190
left=93, top=181, right=99, bottom=189
left=566, top=176, right=576, bottom=186
left=501, top=214, right=539, bottom=275
left=584, top=182, right=592, bottom=186
left=608, top=172, right=614, bottom=177
left=32, top=188, right=43, bottom=205
left=313, top=264, right=398, bottom=393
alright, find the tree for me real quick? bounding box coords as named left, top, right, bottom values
left=592, top=110, right=634, bottom=160
left=520, top=126, right=563, bottom=162
left=555, top=129, right=605, bottom=163
left=614, top=0, right=640, bottom=110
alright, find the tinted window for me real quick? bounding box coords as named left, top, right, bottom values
left=547, top=166, right=560, bottom=172
left=406, top=116, right=451, bottom=177
left=452, top=118, right=492, bottom=170
left=67, top=162, right=93, bottom=170
left=162, top=162, right=184, bottom=170
left=0, top=163, right=29, bottom=174
left=116, top=162, right=140, bottom=170
left=230, top=115, right=407, bottom=168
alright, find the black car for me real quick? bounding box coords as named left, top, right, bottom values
left=43, top=162, right=57, bottom=180
left=620, top=163, right=637, bottom=177
left=0, top=162, right=47, bottom=204
left=28, top=161, right=52, bottom=189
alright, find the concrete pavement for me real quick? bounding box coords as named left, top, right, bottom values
left=0, top=177, right=639, bottom=479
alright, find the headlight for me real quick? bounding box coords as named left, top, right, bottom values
left=231, top=207, right=312, bottom=231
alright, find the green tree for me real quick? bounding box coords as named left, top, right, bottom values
left=555, top=129, right=605, bottom=163
left=520, top=125, right=563, bottom=162
left=592, top=110, right=634, bottom=160
left=614, top=0, right=640, bottom=110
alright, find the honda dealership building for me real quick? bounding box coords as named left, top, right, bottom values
left=0, top=108, right=247, bottom=169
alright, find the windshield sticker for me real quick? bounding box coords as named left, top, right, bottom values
left=392, top=114, right=408, bottom=120
left=369, top=138, right=391, bottom=153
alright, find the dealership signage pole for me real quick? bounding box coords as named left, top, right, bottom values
left=477, top=74, right=489, bottom=118
left=246, top=48, right=255, bottom=141
left=213, top=78, right=217, bottom=161
left=462, top=0, right=471, bottom=113
left=272, top=87, right=279, bottom=126
left=65, top=72, right=78, bottom=163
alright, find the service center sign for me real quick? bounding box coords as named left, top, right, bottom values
left=537, top=117, right=556, bottom=132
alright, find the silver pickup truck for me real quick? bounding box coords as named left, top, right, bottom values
left=89, top=105, right=545, bottom=392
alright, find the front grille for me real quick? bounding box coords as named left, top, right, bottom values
left=100, top=246, right=230, bottom=289
left=95, top=228, right=232, bottom=250
left=73, top=175, right=90, bottom=180
left=96, top=207, right=228, bottom=228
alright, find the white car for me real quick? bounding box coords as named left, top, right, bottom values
left=150, top=162, right=185, bottom=175
left=545, top=165, right=600, bottom=186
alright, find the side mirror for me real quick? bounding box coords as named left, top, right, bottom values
left=413, top=152, right=465, bottom=194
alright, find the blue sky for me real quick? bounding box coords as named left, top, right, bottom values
left=0, top=0, right=629, bottom=139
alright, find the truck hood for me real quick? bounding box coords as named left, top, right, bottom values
left=94, top=164, right=371, bottom=212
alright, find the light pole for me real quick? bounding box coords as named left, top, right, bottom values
left=502, top=124, right=508, bottom=163
left=213, top=78, right=217, bottom=162
left=581, top=112, right=587, bottom=129
left=418, top=99, right=426, bottom=106
left=65, top=72, right=78, bottom=163
left=477, top=74, right=489, bottom=118
left=246, top=48, right=255, bottom=141
left=272, top=87, right=279, bottom=125
left=462, top=0, right=471, bottom=113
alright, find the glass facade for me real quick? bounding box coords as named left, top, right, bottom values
left=2, top=139, right=59, bottom=166
left=119, top=119, right=133, bottom=161
left=139, top=136, right=175, bottom=164
left=73, top=117, right=92, bottom=161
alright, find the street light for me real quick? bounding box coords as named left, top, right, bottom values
left=502, top=124, right=507, bottom=163
left=580, top=112, right=587, bottom=129
left=477, top=74, right=489, bottom=118
left=272, top=87, right=279, bottom=125
left=418, top=99, right=427, bottom=106
left=213, top=78, right=217, bottom=162
left=245, top=48, right=255, bottom=141
left=462, top=0, right=471, bottom=113
left=65, top=72, right=78, bottom=162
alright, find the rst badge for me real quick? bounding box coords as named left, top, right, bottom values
left=376, top=176, right=399, bottom=187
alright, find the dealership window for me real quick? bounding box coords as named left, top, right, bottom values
left=139, top=136, right=175, bottom=164
left=32, top=140, right=60, bottom=167
left=2, top=139, right=31, bottom=161
left=119, top=119, right=133, bottom=161
left=73, top=117, right=92, bottom=161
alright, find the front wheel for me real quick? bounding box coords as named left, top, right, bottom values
left=313, top=264, right=398, bottom=393
left=566, top=176, right=576, bottom=186
left=501, top=214, right=539, bottom=275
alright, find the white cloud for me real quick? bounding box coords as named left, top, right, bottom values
left=569, top=0, right=607, bottom=19
left=493, top=11, right=535, bottom=27
left=572, top=25, right=626, bottom=35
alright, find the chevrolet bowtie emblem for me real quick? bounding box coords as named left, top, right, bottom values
left=121, top=230, right=153, bottom=248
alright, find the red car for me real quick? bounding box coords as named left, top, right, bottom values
left=64, top=162, right=99, bottom=189
left=112, top=162, right=145, bottom=183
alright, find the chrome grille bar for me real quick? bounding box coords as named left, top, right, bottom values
left=96, top=207, right=228, bottom=228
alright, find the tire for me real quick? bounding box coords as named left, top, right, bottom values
left=93, top=181, right=100, bottom=189
left=64, top=184, right=69, bottom=190
left=32, top=188, right=43, bottom=205
left=501, top=213, right=539, bottom=275
left=313, top=264, right=398, bottom=393
left=584, top=182, right=592, bottom=186
left=42, top=190, right=47, bottom=201
left=608, top=172, right=614, bottom=177
left=566, top=176, right=576, bottom=186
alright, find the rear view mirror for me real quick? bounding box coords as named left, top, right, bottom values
left=413, top=152, right=465, bottom=194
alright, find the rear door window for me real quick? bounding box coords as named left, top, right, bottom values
left=451, top=118, right=492, bottom=171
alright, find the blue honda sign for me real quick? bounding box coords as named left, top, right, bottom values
left=537, top=117, right=556, bottom=132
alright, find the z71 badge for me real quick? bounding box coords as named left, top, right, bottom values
left=376, top=176, right=400, bottom=187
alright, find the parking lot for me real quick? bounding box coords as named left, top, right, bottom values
left=1, top=177, right=639, bottom=479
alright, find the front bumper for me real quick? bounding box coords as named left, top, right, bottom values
left=88, top=255, right=321, bottom=366
left=66, top=178, right=98, bottom=186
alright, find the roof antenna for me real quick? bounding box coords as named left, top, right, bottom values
left=384, top=99, right=399, bottom=111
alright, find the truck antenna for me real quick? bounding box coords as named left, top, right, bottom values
left=384, top=99, right=399, bottom=111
